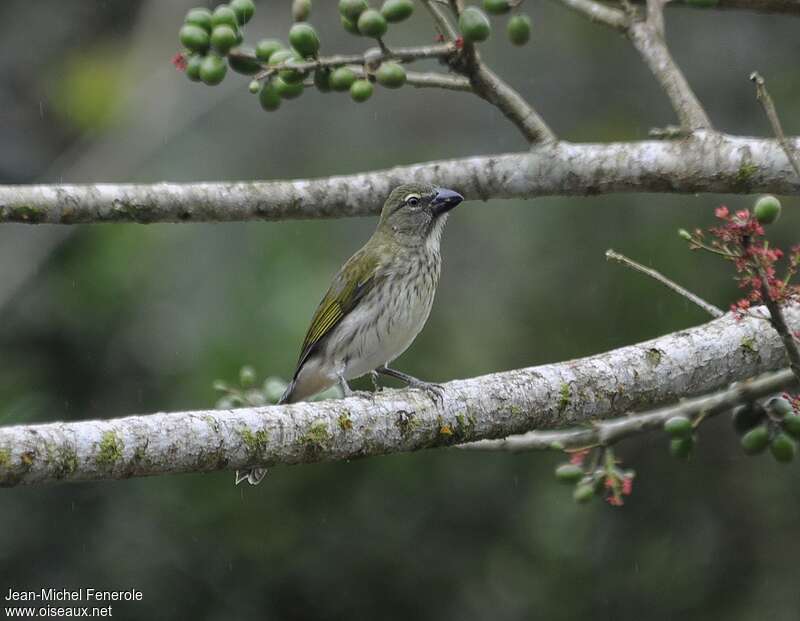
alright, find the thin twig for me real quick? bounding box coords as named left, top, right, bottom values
left=444, top=0, right=556, bottom=144
left=757, top=269, right=800, bottom=383
left=460, top=367, right=797, bottom=451
left=555, top=0, right=629, bottom=30
left=351, top=66, right=471, bottom=91
left=242, top=43, right=458, bottom=81
left=606, top=249, right=724, bottom=317
left=750, top=71, right=800, bottom=180
left=422, top=0, right=458, bottom=40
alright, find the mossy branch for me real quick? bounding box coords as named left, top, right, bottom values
left=1, top=304, right=798, bottom=487
left=0, top=134, right=797, bottom=224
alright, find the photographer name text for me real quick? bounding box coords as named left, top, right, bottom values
left=4, top=588, right=143, bottom=603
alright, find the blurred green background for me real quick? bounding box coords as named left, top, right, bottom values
left=1, top=1, right=799, bottom=619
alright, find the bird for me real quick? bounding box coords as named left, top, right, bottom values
left=236, top=183, right=464, bottom=485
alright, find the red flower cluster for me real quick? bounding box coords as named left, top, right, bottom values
left=569, top=448, right=590, bottom=466
left=604, top=472, right=633, bottom=506
left=172, top=52, right=188, bottom=72
left=702, top=206, right=800, bottom=317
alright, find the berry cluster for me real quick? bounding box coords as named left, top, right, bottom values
left=734, top=396, right=800, bottom=463
left=554, top=448, right=635, bottom=506
left=175, top=0, right=534, bottom=112
left=472, top=0, right=532, bottom=46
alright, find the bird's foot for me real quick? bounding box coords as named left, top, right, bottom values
left=376, top=366, right=445, bottom=406
left=235, top=467, right=268, bottom=486
left=339, top=376, right=373, bottom=400
left=407, top=378, right=445, bottom=405
left=370, top=370, right=384, bottom=393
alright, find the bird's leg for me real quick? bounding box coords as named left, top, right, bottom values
left=370, top=370, right=384, bottom=393
left=338, top=374, right=354, bottom=397
left=376, top=366, right=445, bottom=404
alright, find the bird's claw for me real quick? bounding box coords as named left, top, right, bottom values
left=409, top=380, right=445, bottom=405
left=370, top=370, right=384, bottom=393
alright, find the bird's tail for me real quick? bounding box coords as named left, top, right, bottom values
left=234, top=380, right=297, bottom=486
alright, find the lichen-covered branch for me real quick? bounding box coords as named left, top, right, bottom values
left=1, top=134, right=797, bottom=224
left=1, top=304, right=798, bottom=487
left=462, top=367, right=797, bottom=451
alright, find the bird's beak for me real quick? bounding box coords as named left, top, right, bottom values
left=431, top=188, right=464, bottom=216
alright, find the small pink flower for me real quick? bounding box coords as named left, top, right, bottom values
left=172, top=52, right=187, bottom=72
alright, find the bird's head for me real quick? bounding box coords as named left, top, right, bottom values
left=377, top=183, right=464, bottom=244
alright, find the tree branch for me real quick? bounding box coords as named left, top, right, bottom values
left=750, top=72, right=800, bottom=180
left=1, top=134, right=797, bottom=224
left=422, top=0, right=459, bottom=40
left=445, top=0, right=556, bottom=144
left=1, top=304, right=798, bottom=487
left=605, top=248, right=724, bottom=317
left=461, top=367, right=797, bottom=451
left=554, top=0, right=712, bottom=130
left=632, top=0, right=800, bottom=15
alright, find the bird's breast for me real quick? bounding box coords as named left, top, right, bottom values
left=328, top=250, right=441, bottom=379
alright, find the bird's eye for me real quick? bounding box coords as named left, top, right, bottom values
left=404, top=194, right=421, bottom=206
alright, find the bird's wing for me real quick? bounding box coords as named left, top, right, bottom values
left=292, top=248, right=382, bottom=377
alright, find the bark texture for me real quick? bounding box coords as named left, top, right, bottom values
left=1, top=304, right=797, bottom=487
left=1, top=134, right=797, bottom=224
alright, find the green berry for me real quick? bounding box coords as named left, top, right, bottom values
left=330, top=66, right=357, bottom=91
left=263, top=377, right=288, bottom=403
left=210, top=25, right=238, bottom=54
left=459, top=7, right=491, bottom=43
left=341, top=15, right=360, bottom=35
left=770, top=432, right=796, bottom=463
left=782, top=415, right=800, bottom=439
left=483, top=0, right=511, bottom=14
left=199, top=54, right=227, bottom=85
left=554, top=463, right=584, bottom=484
left=185, top=54, right=204, bottom=82
left=741, top=425, right=770, bottom=455
left=573, top=483, right=595, bottom=504
left=381, top=0, right=414, bottom=22
left=767, top=397, right=793, bottom=419
left=211, top=5, right=239, bottom=29
left=228, top=48, right=262, bottom=75
left=239, top=365, right=256, bottom=387
left=255, top=39, right=284, bottom=62
left=314, top=68, right=332, bottom=92
left=357, top=9, right=388, bottom=38
left=185, top=8, right=213, bottom=32
left=375, top=62, right=406, bottom=88
left=293, top=0, right=312, bottom=21
left=339, top=0, right=368, bottom=20
left=230, top=0, right=256, bottom=25
left=664, top=415, right=692, bottom=437
left=350, top=79, right=373, bottom=102
left=259, top=81, right=282, bottom=110
left=270, top=49, right=306, bottom=84
left=180, top=24, right=210, bottom=53
left=669, top=436, right=694, bottom=460
left=732, top=403, right=766, bottom=435
left=754, top=195, right=781, bottom=225
left=273, top=76, right=304, bottom=99
left=507, top=14, right=531, bottom=46
left=248, top=79, right=260, bottom=94
left=289, top=23, right=320, bottom=57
